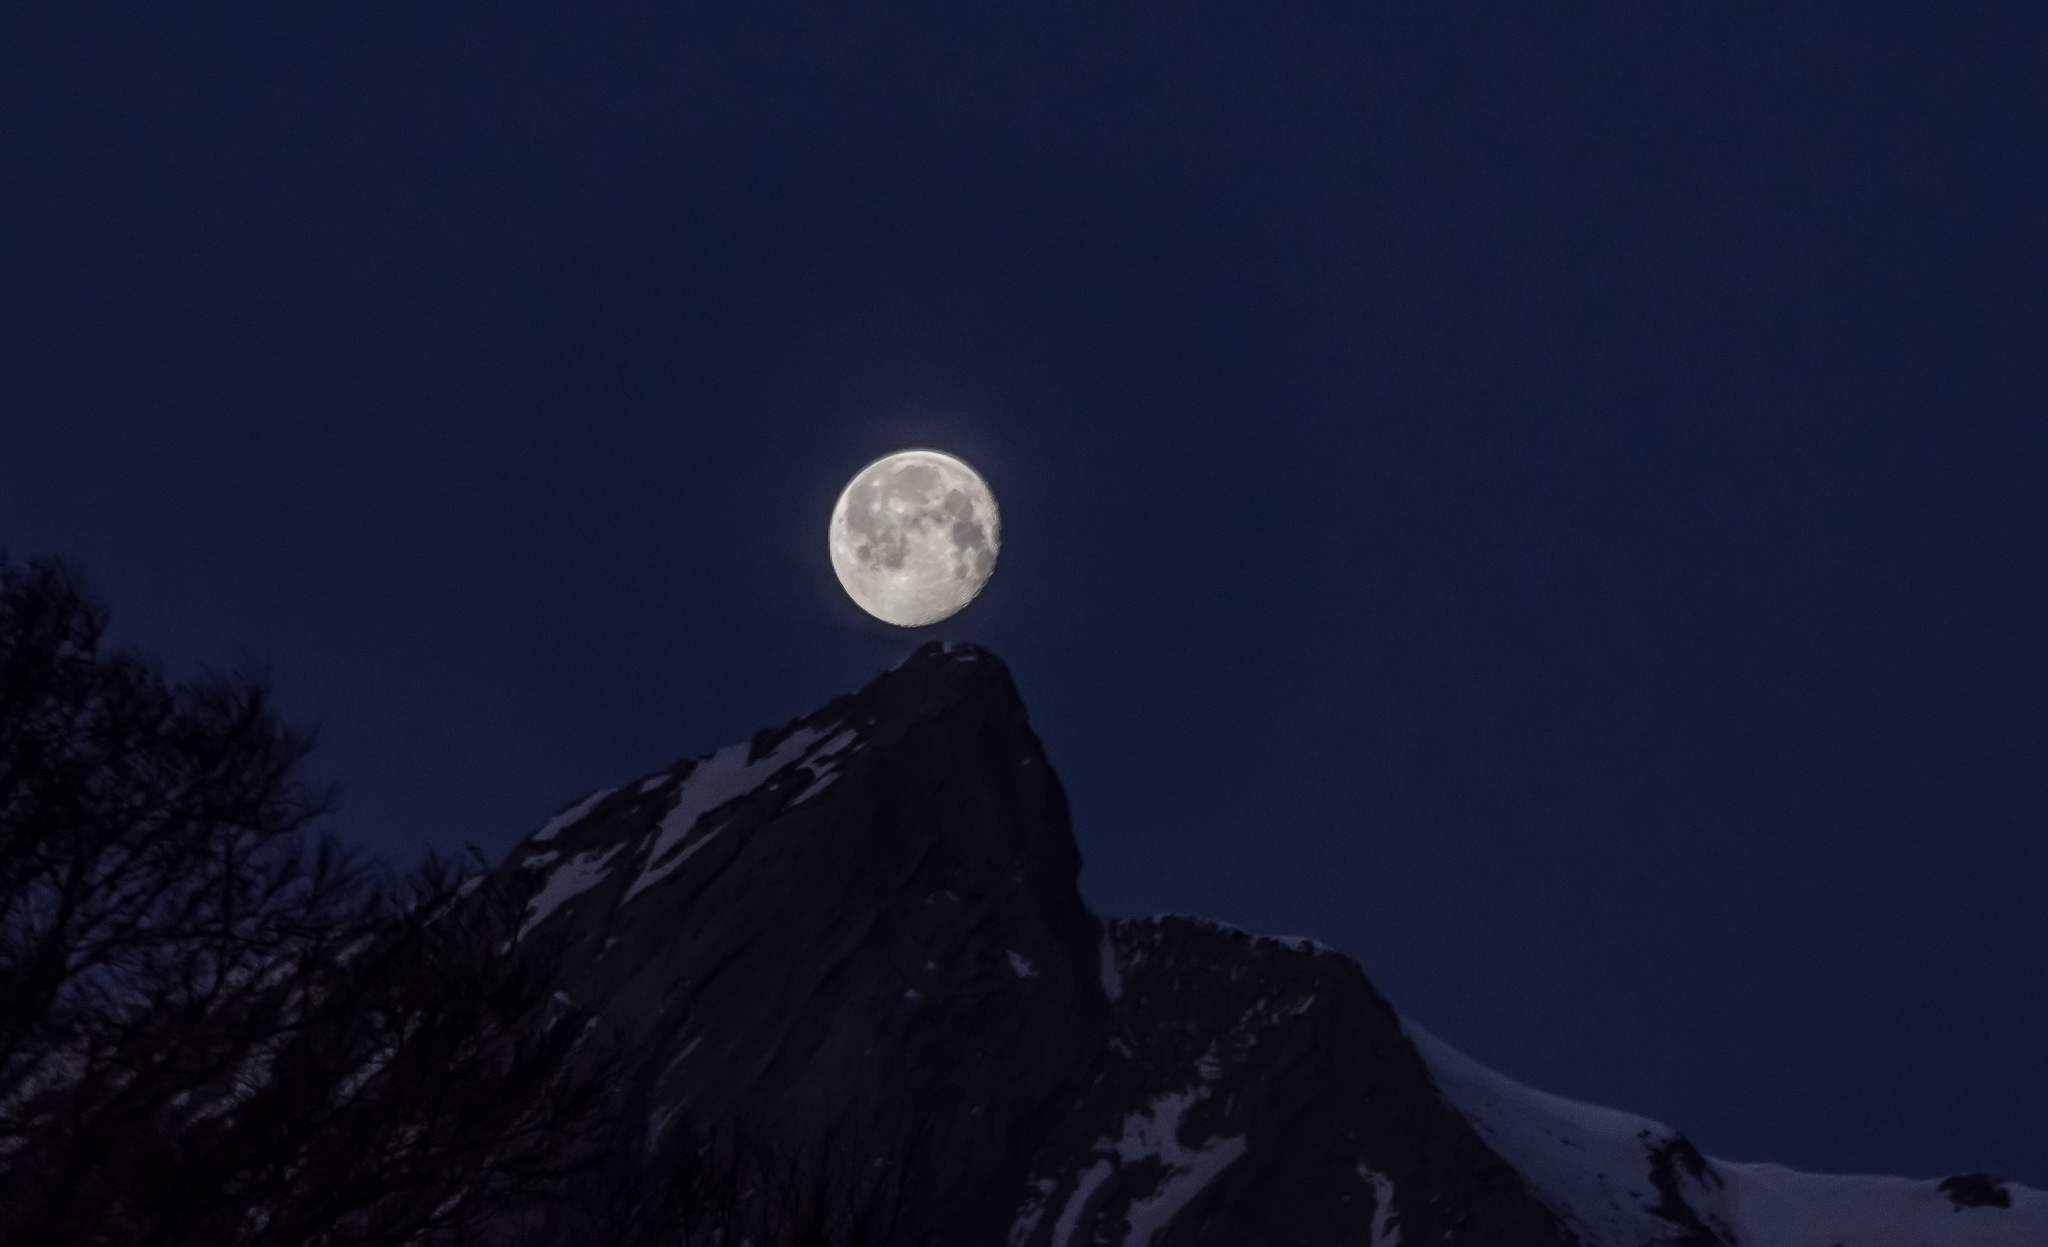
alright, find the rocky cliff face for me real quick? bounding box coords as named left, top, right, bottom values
left=491, top=643, right=2045, bottom=1247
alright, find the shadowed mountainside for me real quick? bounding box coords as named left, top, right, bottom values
left=490, top=643, right=2044, bottom=1247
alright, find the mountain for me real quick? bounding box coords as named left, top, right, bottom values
left=491, top=641, right=2044, bottom=1246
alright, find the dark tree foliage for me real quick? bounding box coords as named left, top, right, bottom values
left=533, top=1119, right=925, bottom=1247
left=0, top=558, right=930, bottom=1247
left=0, top=558, right=617, bottom=1246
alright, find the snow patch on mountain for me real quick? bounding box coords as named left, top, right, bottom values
left=1050, top=1161, right=1112, bottom=1247
left=1357, top=1164, right=1400, bottom=1247
left=789, top=771, right=840, bottom=804
left=1405, top=1018, right=1742, bottom=1244
left=623, top=726, right=835, bottom=902
left=1038, top=1088, right=1246, bottom=1247
left=1403, top=1018, right=2047, bottom=1247
left=809, top=727, right=859, bottom=761
left=1714, top=1162, right=2046, bottom=1247
left=1008, top=1177, right=1058, bottom=1246
left=530, top=787, right=613, bottom=843
left=1111, top=1089, right=1246, bottom=1247
left=517, top=843, right=626, bottom=941
left=790, top=727, right=861, bottom=806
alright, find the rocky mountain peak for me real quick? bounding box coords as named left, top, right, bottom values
left=493, top=645, right=2047, bottom=1246
left=492, top=640, right=1109, bottom=1234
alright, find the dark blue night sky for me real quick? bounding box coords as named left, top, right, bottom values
left=4, top=4, right=2044, bottom=1187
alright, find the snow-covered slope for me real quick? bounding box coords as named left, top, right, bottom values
left=1407, top=1020, right=2046, bottom=1246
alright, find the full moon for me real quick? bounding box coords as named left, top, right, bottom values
left=829, top=449, right=1000, bottom=627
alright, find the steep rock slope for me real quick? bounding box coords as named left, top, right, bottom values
left=493, top=643, right=2043, bottom=1246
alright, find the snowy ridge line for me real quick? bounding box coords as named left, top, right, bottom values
left=1126, top=914, right=1335, bottom=957
left=623, top=720, right=861, bottom=903
left=1402, top=1018, right=2047, bottom=1247
left=1257, top=933, right=1333, bottom=954
left=1144, top=913, right=1249, bottom=937
left=529, top=787, right=614, bottom=843
left=503, top=716, right=869, bottom=942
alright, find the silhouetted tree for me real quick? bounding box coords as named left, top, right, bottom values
left=533, top=1117, right=925, bottom=1247
left=0, top=557, right=617, bottom=1246
left=0, top=557, right=932, bottom=1246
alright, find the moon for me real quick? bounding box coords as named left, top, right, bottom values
left=829, top=449, right=1001, bottom=627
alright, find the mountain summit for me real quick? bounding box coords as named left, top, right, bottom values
left=493, top=642, right=2043, bottom=1246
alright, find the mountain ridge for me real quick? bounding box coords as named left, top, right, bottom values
left=492, top=641, right=2043, bottom=1246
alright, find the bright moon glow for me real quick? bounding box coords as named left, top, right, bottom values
left=829, top=449, right=1000, bottom=627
